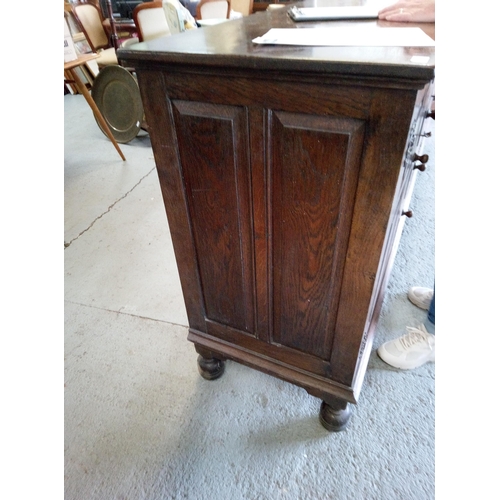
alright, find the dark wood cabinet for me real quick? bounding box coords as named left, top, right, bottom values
left=119, top=3, right=435, bottom=431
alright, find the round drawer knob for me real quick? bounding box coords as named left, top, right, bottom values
left=412, top=153, right=429, bottom=164
left=402, top=210, right=413, bottom=218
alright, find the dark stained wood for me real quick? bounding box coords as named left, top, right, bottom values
left=319, top=399, right=351, bottom=432
left=123, top=0, right=435, bottom=431
left=270, top=111, right=365, bottom=360
left=119, top=4, right=434, bottom=82
left=196, top=355, right=226, bottom=380
left=172, top=101, right=255, bottom=333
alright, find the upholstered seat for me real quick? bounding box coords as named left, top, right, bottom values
left=133, top=1, right=171, bottom=42
left=71, top=1, right=119, bottom=67
left=196, top=0, right=230, bottom=19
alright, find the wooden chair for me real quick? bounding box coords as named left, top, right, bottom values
left=102, top=0, right=139, bottom=48
left=133, top=1, right=171, bottom=42
left=229, top=0, right=253, bottom=16
left=196, top=0, right=230, bottom=20
left=71, top=1, right=118, bottom=66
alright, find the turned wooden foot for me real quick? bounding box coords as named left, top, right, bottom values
left=196, top=354, right=225, bottom=380
left=319, top=399, right=352, bottom=432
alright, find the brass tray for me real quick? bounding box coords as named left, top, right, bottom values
left=91, top=65, right=144, bottom=144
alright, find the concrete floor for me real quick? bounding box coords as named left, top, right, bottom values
left=64, top=93, right=435, bottom=500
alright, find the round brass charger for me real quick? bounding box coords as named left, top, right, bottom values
left=91, top=65, right=144, bottom=144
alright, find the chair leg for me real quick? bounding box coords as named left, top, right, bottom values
left=68, top=66, right=126, bottom=161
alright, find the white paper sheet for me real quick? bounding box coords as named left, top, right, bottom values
left=252, top=27, right=435, bottom=47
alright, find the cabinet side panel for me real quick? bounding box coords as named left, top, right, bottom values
left=270, top=111, right=365, bottom=360
left=331, top=89, right=418, bottom=387
left=172, top=100, right=255, bottom=334
left=135, top=70, right=206, bottom=331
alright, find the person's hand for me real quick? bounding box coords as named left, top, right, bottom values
left=378, top=0, right=435, bottom=22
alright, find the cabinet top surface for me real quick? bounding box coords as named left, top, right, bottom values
left=118, top=0, right=435, bottom=81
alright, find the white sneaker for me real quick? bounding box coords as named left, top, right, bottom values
left=377, top=324, right=435, bottom=370
left=408, top=286, right=433, bottom=310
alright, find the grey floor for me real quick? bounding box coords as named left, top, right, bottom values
left=64, top=93, right=435, bottom=500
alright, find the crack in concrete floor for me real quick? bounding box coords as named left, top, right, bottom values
left=64, top=167, right=156, bottom=249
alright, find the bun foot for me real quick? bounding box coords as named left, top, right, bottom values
left=319, top=400, right=352, bottom=432
left=197, top=355, right=225, bottom=380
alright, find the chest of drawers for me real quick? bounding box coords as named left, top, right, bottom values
left=119, top=6, right=435, bottom=431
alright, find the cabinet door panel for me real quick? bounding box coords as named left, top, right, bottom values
left=269, top=111, right=365, bottom=360
left=172, top=100, right=255, bottom=334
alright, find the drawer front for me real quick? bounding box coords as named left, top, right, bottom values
left=399, top=80, right=434, bottom=214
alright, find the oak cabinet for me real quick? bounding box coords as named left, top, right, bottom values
left=119, top=4, right=435, bottom=431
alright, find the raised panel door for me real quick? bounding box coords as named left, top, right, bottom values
left=172, top=100, right=256, bottom=335
left=268, top=110, right=366, bottom=361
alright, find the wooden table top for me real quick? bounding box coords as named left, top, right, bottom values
left=64, top=52, right=99, bottom=71
left=118, top=0, right=435, bottom=82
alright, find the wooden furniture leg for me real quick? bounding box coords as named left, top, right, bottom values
left=195, top=345, right=225, bottom=380
left=319, top=399, right=352, bottom=432
left=65, top=60, right=126, bottom=161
